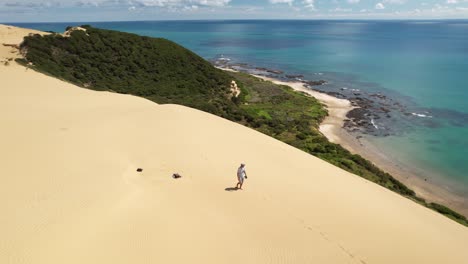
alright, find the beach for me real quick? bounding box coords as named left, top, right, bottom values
left=250, top=74, right=468, bottom=217
left=2, top=24, right=468, bottom=263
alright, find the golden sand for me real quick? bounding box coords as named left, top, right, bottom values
left=1, top=25, right=468, bottom=263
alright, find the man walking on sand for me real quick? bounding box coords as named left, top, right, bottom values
left=236, top=163, right=248, bottom=190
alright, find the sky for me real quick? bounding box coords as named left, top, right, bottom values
left=1, top=0, right=468, bottom=22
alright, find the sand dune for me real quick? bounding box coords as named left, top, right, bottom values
left=0, top=25, right=46, bottom=62
left=1, top=25, right=468, bottom=264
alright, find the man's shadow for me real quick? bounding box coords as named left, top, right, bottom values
left=225, top=187, right=238, bottom=192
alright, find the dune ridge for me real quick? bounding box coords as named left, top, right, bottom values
left=1, top=24, right=468, bottom=263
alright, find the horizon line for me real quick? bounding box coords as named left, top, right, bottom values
left=4, top=18, right=468, bottom=24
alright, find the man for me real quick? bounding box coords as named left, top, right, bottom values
left=236, top=163, right=248, bottom=190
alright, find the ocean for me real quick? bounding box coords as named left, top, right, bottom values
left=12, top=20, right=468, bottom=196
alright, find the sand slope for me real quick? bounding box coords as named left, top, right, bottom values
left=1, top=25, right=468, bottom=264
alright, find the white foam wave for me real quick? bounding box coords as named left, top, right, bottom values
left=412, top=113, right=433, bottom=118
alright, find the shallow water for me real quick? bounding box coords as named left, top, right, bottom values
left=14, top=20, right=468, bottom=194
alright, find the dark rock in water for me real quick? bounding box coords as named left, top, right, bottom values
left=322, top=91, right=346, bottom=99
left=347, top=108, right=369, bottom=120
left=421, top=120, right=442, bottom=129
left=370, top=93, right=387, bottom=100
left=380, top=107, right=390, bottom=113
left=137, top=168, right=143, bottom=172
left=254, top=67, right=284, bottom=74
left=233, top=63, right=248, bottom=66
left=285, top=74, right=304, bottom=79
left=304, top=80, right=327, bottom=86
left=266, top=69, right=283, bottom=74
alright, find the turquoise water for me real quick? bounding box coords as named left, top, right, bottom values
left=13, top=20, right=468, bottom=194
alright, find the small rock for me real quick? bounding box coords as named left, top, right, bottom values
left=136, top=168, right=143, bottom=172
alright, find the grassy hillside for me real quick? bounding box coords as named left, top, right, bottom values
left=19, top=25, right=240, bottom=120
left=18, top=26, right=467, bottom=226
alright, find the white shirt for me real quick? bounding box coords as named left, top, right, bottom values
left=237, top=166, right=246, bottom=178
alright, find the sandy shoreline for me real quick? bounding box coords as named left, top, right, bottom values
left=248, top=74, right=354, bottom=142
left=337, top=131, right=468, bottom=215
left=248, top=73, right=468, bottom=216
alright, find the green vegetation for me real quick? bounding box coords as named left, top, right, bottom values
left=428, top=203, right=468, bottom=226
left=19, top=26, right=241, bottom=120
left=19, top=26, right=467, bottom=226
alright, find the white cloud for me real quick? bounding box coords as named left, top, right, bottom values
left=130, top=0, right=230, bottom=7
left=182, top=4, right=198, bottom=11
left=244, top=6, right=264, bottom=12
left=445, top=0, right=468, bottom=4
left=375, top=2, right=385, bottom=9
left=383, top=0, right=406, bottom=4
left=4, top=0, right=468, bottom=20
left=269, top=0, right=294, bottom=5
left=302, top=0, right=315, bottom=10
left=270, top=0, right=314, bottom=10
left=3, top=1, right=61, bottom=8
left=0, top=0, right=231, bottom=9
left=331, top=7, right=351, bottom=12
left=76, top=1, right=99, bottom=7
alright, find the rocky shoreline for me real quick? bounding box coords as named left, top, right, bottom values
left=212, top=56, right=468, bottom=141
left=212, top=58, right=418, bottom=138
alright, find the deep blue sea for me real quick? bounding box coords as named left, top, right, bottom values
left=11, top=20, right=468, bottom=195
